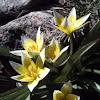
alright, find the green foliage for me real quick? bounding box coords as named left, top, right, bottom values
left=80, top=20, right=100, bottom=47
left=54, top=75, right=67, bottom=83
left=0, top=85, right=30, bottom=100
left=53, top=50, right=69, bottom=66
left=62, top=39, right=98, bottom=75
left=0, top=46, right=20, bottom=60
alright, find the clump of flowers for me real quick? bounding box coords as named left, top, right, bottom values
left=53, top=7, right=90, bottom=35
left=10, top=49, right=50, bottom=92
left=9, top=7, right=91, bottom=98
left=10, top=26, right=44, bottom=58
left=1, top=6, right=98, bottom=100
left=46, top=37, right=68, bottom=63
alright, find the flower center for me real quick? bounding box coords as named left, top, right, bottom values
left=29, top=66, right=40, bottom=80
left=27, top=45, right=38, bottom=52
left=24, top=39, right=38, bottom=52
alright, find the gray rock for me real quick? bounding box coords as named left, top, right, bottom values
left=0, top=11, right=64, bottom=49
left=0, top=0, right=59, bottom=24
left=0, top=0, right=31, bottom=20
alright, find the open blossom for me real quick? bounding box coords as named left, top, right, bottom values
left=10, top=49, right=50, bottom=92
left=10, top=26, right=44, bottom=58
left=53, top=7, right=90, bottom=35
left=46, top=37, right=68, bottom=63
left=53, top=81, right=80, bottom=100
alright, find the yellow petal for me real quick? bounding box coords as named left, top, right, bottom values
left=53, top=90, right=64, bottom=100
left=77, top=21, right=90, bottom=30
left=68, top=7, right=76, bottom=23
left=54, top=25, right=69, bottom=35
left=9, top=61, right=28, bottom=74
left=47, top=38, right=60, bottom=60
left=36, top=26, right=44, bottom=51
left=61, top=17, right=68, bottom=28
left=53, top=46, right=68, bottom=63
left=36, top=48, right=45, bottom=69
left=66, top=94, right=78, bottom=100
left=11, top=74, right=33, bottom=82
left=39, top=67, right=50, bottom=80
left=66, top=25, right=75, bottom=35
left=74, top=18, right=84, bottom=28
left=28, top=80, right=39, bottom=92
left=21, top=36, right=38, bottom=52
left=61, top=81, right=72, bottom=96
left=53, top=11, right=64, bottom=26
left=62, top=18, right=74, bottom=34
left=61, top=17, right=71, bottom=26
left=21, top=51, right=37, bottom=71
left=55, top=18, right=75, bottom=35
left=75, top=13, right=90, bottom=28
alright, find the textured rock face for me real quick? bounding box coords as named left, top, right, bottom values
left=0, top=0, right=31, bottom=20
left=0, top=11, right=63, bottom=49
left=0, top=0, right=59, bottom=23
left=0, top=0, right=31, bottom=12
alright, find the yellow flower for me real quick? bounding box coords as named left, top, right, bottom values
left=10, top=26, right=44, bottom=58
left=53, top=7, right=90, bottom=35
left=10, top=49, right=50, bottom=92
left=53, top=81, right=80, bottom=100
left=46, top=38, right=68, bottom=63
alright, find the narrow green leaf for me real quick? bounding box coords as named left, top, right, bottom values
left=45, top=62, right=58, bottom=73
left=0, top=46, right=20, bottom=60
left=72, top=39, right=99, bottom=61
left=38, top=85, right=47, bottom=89
left=0, top=85, right=29, bottom=100
left=53, top=51, right=69, bottom=66
left=45, top=92, right=52, bottom=100
left=0, top=86, right=29, bottom=100
left=94, top=82, right=100, bottom=91
left=32, top=90, right=49, bottom=100
left=41, top=94, right=47, bottom=99
left=54, top=75, right=67, bottom=83
left=0, top=85, right=26, bottom=97
left=82, top=69, right=100, bottom=74
left=25, top=94, right=30, bottom=100
left=80, top=20, right=100, bottom=47
left=62, top=39, right=98, bottom=75
left=73, top=61, right=83, bottom=71
left=85, top=79, right=100, bottom=93
left=15, top=91, right=30, bottom=100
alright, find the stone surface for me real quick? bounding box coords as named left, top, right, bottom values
left=0, top=0, right=31, bottom=21
left=0, top=0, right=59, bottom=25
left=0, top=11, right=64, bottom=49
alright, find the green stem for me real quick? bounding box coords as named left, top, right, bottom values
left=69, top=34, right=73, bottom=55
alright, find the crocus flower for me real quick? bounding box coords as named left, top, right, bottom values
left=46, top=37, right=68, bottom=63
left=10, top=26, right=44, bottom=58
left=53, top=7, right=90, bottom=35
left=10, top=49, right=50, bottom=92
left=53, top=81, right=80, bottom=100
